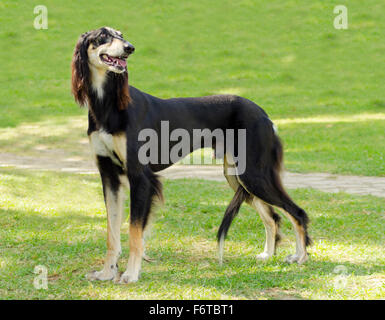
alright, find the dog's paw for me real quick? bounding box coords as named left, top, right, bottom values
left=117, top=271, right=139, bottom=284
left=86, top=269, right=116, bottom=281
left=256, top=252, right=272, bottom=261
left=284, top=254, right=298, bottom=264
left=297, top=254, right=308, bottom=265
left=284, top=254, right=308, bottom=264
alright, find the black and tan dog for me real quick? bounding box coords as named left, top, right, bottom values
left=71, top=27, right=311, bottom=283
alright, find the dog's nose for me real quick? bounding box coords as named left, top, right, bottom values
left=124, top=42, right=135, bottom=54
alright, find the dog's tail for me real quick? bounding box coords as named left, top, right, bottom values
left=217, top=186, right=249, bottom=265
left=271, top=132, right=312, bottom=246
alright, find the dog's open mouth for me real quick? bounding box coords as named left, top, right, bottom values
left=100, top=54, right=128, bottom=69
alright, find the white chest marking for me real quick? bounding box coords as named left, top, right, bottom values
left=89, top=131, right=127, bottom=168
left=90, top=68, right=106, bottom=99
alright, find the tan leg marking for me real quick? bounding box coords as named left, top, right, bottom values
left=282, top=212, right=308, bottom=264
left=87, top=181, right=126, bottom=281
left=119, top=222, right=143, bottom=283
left=250, top=198, right=277, bottom=261
left=142, top=209, right=156, bottom=263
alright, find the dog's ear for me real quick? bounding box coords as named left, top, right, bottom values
left=71, top=32, right=91, bottom=107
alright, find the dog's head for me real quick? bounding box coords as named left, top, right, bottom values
left=71, top=27, right=134, bottom=107
left=86, top=27, right=135, bottom=74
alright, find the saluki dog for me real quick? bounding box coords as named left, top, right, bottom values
left=71, top=27, right=311, bottom=283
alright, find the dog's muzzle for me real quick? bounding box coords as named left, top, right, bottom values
left=124, top=42, right=135, bottom=55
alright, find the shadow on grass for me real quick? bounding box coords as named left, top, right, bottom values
left=117, top=246, right=385, bottom=299
left=0, top=206, right=106, bottom=257
left=158, top=203, right=385, bottom=247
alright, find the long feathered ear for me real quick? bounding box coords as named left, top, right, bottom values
left=71, top=33, right=91, bottom=107
left=116, top=71, right=131, bottom=110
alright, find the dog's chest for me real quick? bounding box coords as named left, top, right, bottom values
left=89, top=130, right=127, bottom=168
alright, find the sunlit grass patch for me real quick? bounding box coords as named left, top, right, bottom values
left=275, top=113, right=385, bottom=125
left=0, top=116, right=89, bottom=159
left=0, top=168, right=383, bottom=299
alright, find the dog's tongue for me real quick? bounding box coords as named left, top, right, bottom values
left=111, top=56, right=127, bottom=68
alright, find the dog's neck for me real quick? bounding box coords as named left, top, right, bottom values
left=90, top=66, right=107, bottom=100
left=87, top=67, right=129, bottom=133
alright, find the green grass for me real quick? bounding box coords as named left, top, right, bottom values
left=0, top=1, right=383, bottom=300
left=0, top=168, right=384, bottom=299
left=0, top=0, right=384, bottom=175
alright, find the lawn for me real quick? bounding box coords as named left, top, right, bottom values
left=0, top=168, right=384, bottom=299
left=0, top=0, right=384, bottom=175
left=0, top=0, right=384, bottom=301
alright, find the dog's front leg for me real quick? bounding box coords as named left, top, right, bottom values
left=119, top=172, right=158, bottom=284
left=87, top=156, right=126, bottom=281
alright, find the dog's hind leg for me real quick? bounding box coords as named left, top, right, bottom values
left=238, top=168, right=310, bottom=264
left=87, top=156, right=127, bottom=281
left=222, top=156, right=282, bottom=262
left=248, top=198, right=282, bottom=261
left=142, top=209, right=157, bottom=263
left=236, top=118, right=310, bottom=264
left=218, top=156, right=247, bottom=264
left=119, top=168, right=163, bottom=283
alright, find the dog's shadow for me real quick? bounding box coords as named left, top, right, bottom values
left=117, top=244, right=384, bottom=299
